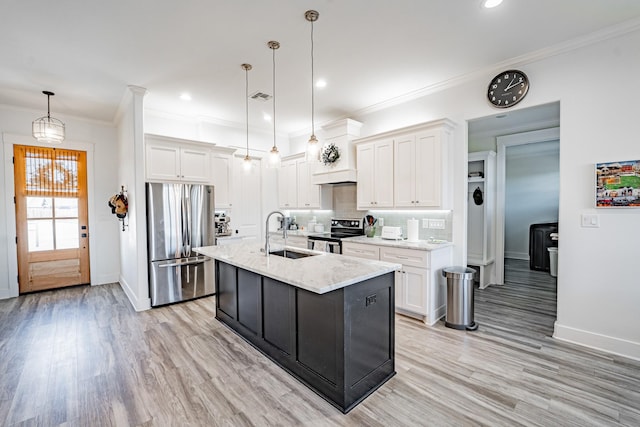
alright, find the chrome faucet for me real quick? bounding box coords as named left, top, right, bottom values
left=264, top=210, right=287, bottom=256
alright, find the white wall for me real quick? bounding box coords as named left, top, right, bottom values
left=505, top=141, right=559, bottom=259
left=115, top=87, right=150, bottom=311
left=344, top=29, right=640, bottom=359
left=0, top=106, right=121, bottom=298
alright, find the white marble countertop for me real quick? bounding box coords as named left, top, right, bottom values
left=195, top=242, right=400, bottom=294
left=342, top=235, right=453, bottom=251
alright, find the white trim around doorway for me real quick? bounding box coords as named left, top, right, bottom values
left=2, top=133, right=96, bottom=299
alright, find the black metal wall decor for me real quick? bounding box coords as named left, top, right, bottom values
left=473, top=187, right=484, bottom=205
left=108, top=185, right=128, bottom=231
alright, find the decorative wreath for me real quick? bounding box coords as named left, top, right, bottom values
left=321, top=143, right=340, bottom=166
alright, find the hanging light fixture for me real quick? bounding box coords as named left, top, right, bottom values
left=242, top=63, right=253, bottom=172
left=267, top=40, right=281, bottom=169
left=32, top=91, right=65, bottom=144
left=305, top=10, right=320, bottom=162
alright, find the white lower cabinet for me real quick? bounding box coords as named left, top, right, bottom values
left=342, top=241, right=380, bottom=260
left=395, top=265, right=428, bottom=315
left=343, top=241, right=451, bottom=325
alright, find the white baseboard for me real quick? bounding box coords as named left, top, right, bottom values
left=119, top=275, right=151, bottom=312
left=92, top=273, right=120, bottom=286
left=505, top=251, right=528, bottom=260
left=554, top=321, right=640, bottom=361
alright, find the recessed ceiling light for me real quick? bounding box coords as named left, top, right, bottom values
left=483, top=0, right=503, bottom=8
left=316, top=79, right=327, bottom=88
left=180, top=93, right=192, bottom=101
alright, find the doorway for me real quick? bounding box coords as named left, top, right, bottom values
left=468, top=102, right=560, bottom=284
left=13, top=145, right=90, bottom=293
left=467, top=103, right=560, bottom=334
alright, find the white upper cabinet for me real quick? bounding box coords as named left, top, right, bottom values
left=145, top=134, right=211, bottom=183
left=297, top=158, right=320, bottom=208
left=278, top=155, right=332, bottom=210
left=394, top=129, right=443, bottom=207
left=354, top=118, right=454, bottom=209
left=211, top=149, right=236, bottom=208
left=356, top=139, right=394, bottom=209
left=278, top=158, right=298, bottom=209
left=230, top=155, right=262, bottom=240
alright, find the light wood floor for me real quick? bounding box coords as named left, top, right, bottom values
left=1, top=261, right=639, bottom=426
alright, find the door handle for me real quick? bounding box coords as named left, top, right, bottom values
left=158, top=257, right=209, bottom=268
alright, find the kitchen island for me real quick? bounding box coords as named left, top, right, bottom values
left=195, top=242, right=400, bottom=413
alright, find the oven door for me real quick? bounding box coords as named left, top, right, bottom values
left=308, top=238, right=342, bottom=254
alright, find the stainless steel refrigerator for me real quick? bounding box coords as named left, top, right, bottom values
left=146, top=182, right=215, bottom=307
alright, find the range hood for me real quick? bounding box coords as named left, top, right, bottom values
left=311, top=119, right=362, bottom=185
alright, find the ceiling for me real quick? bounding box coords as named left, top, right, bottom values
left=2, top=1, right=640, bottom=136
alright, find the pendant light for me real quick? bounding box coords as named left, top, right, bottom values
left=242, top=63, right=253, bottom=172
left=267, top=40, right=281, bottom=169
left=32, top=91, right=65, bottom=144
left=305, top=10, right=320, bottom=162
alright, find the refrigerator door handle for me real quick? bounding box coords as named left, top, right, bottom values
left=158, top=258, right=209, bottom=268
left=186, top=189, right=192, bottom=255
left=181, top=187, right=188, bottom=257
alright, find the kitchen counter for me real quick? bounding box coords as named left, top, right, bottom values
left=342, top=235, right=453, bottom=251
left=195, top=242, right=400, bottom=294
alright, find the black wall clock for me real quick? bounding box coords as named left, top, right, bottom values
left=487, top=70, right=529, bottom=108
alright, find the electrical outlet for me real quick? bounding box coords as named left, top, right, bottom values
left=429, top=219, right=446, bottom=230
left=422, top=219, right=429, bottom=229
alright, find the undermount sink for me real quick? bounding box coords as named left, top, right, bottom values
left=269, top=249, right=317, bottom=259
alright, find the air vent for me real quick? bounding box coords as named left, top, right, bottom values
left=249, top=91, right=272, bottom=101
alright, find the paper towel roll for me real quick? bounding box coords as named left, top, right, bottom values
left=407, top=219, right=419, bottom=242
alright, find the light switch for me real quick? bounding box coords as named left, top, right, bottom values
left=581, top=214, right=600, bottom=228
left=422, top=219, right=429, bottom=229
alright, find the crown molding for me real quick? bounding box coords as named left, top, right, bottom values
left=350, top=17, right=640, bottom=119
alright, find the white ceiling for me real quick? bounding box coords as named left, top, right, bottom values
left=2, top=1, right=640, bottom=135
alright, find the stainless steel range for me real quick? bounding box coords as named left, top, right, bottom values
left=307, top=218, right=364, bottom=254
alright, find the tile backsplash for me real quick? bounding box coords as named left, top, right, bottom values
left=289, top=183, right=452, bottom=241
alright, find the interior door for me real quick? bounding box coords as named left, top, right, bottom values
left=13, top=145, right=90, bottom=293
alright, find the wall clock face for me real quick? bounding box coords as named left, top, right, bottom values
left=487, top=70, right=529, bottom=108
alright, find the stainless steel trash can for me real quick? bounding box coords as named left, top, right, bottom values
left=442, top=267, right=478, bottom=331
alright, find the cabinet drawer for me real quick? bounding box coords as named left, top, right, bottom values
left=380, top=247, right=429, bottom=269
left=342, top=242, right=380, bottom=260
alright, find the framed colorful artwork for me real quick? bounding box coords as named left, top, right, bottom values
left=595, top=160, right=640, bottom=207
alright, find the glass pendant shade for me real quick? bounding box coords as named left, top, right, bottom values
left=243, top=154, right=253, bottom=171
left=33, top=91, right=65, bottom=144
left=268, top=146, right=281, bottom=168
left=307, top=134, right=319, bottom=162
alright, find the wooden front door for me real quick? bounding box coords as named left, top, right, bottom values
left=13, top=145, right=90, bottom=293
